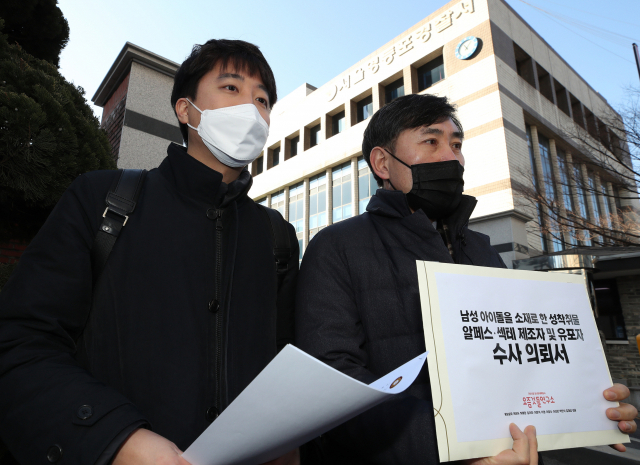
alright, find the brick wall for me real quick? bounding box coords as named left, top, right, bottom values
left=605, top=275, right=640, bottom=386
left=0, top=240, right=29, bottom=264
left=100, top=73, right=130, bottom=162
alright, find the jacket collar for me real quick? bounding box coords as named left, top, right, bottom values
left=159, top=143, right=253, bottom=207
left=367, top=188, right=477, bottom=231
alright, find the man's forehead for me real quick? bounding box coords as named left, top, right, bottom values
left=416, top=119, right=463, bottom=138
left=206, top=63, right=269, bottom=98
left=215, top=63, right=263, bottom=83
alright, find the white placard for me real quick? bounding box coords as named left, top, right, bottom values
left=183, top=345, right=427, bottom=465
left=417, top=261, right=627, bottom=462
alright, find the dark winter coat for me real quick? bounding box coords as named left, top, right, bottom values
left=295, top=188, right=504, bottom=464
left=0, top=143, right=298, bottom=464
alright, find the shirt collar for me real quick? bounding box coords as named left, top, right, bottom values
left=158, top=143, right=252, bottom=207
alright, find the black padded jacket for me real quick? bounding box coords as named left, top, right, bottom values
left=295, top=188, right=504, bottom=464
left=0, top=143, right=298, bottom=464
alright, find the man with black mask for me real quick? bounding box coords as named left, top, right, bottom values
left=295, top=94, right=636, bottom=464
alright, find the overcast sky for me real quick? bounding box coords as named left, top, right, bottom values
left=57, top=0, right=640, bottom=120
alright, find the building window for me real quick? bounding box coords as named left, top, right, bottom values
left=289, top=182, right=304, bottom=233
left=309, top=173, right=327, bottom=231
left=332, top=162, right=352, bottom=223
left=594, top=279, right=627, bottom=340
left=557, top=151, right=577, bottom=247
left=331, top=111, right=345, bottom=136
left=538, top=134, right=562, bottom=252
left=573, top=165, right=593, bottom=247
left=536, top=64, right=554, bottom=103
left=588, top=172, right=603, bottom=245
left=290, top=136, right=299, bottom=158
left=588, top=172, right=601, bottom=223
left=417, top=55, right=444, bottom=91
left=554, top=79, right=570, bottom=117
left=298, top=238, right=303, bottom=265
left=557, top=151, right=574, bottom=213
left=584, top=107, right=599, bottom=141
left=573, top=165, right=588, bottom=220
left=255, top=156, right=264, bottom=176
left=385, top=77, right=404, bottom=104
left=514, top=42, right=535, bottom=88
left=310, top=124, right=321, bottom=148
left=570, top=94, right=585, bottom=129
left=537, top=134, right=556, bottom=200
left=257, top=197, right=268, bottom=206
left=358, top=156, right=378, bottom=213
left=272, top=146, right=280, bottom=167
left=601, top=183, right=612, bottom=228
left=357, top=96, right=373, bottom=123
left=572, top=165, right=592, bottom=247
left=271, top=189, right=285, bottom=217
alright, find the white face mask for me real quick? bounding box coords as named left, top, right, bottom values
left=186, top=99, right=269, bottom=168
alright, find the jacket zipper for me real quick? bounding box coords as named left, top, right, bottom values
left=214, top=208, right=224, bottom=414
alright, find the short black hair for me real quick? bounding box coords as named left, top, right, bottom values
left=362, top=94, right=463, bottom=186
left=171, top=39, right=278, bottom=145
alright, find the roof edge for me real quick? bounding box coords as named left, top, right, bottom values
left=92, top=42, right=180, bottom=107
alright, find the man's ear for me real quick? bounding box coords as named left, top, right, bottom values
left=175, top=98, right=190, bottom=125
left=369, top=147, right=391, bottom=182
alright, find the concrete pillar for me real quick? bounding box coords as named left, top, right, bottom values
left=577, top=102, right=588, bottom=131
left=594, top=173, right=610, bottom=231
left=531, top=61, right=540, bottom=92
left=548, top=75, right=557, bottom=106
left=266, top=194, right=271, bottom=208
left=403, top=65, right=417, bottom=95
left=565, top=152, right=583, bottom=243
left=606, top=181, right=617, bottom=216
left=606, top=181, right=619, bottom=241
left=580, top=163, right=598, bottom=245
left=580, top=164, right=596, bottom=222
left=303, top=177, right=310, bottom=247
left=284, top=186, right=290, bottom=222
left=352, top=157, right=359, bottom=215
left=283, top=137, right=290, bottom=161
left=346, top=100, right=356, bottom=128
left=549, top=139, right=571, bottom=246
left=372, top=84, right=383, bottom=113
left=563, top=88, right=574, bottom=120
left=303, top=125, right=310, bottom=151
left=326, top=168, right=333, bottom=226
left=322, top=114, right=330, bottom=141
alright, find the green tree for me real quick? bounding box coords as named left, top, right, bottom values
left=0, top=0, right=69, bottom=67
left=0, top=18, right=116, bottom=244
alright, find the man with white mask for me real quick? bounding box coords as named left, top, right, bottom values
left=0, top=40, right=300, bottom=465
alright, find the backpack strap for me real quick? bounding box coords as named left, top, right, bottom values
left=257, top=205, right=292, bottom=287
left=91, top=169, right=147, bottom=282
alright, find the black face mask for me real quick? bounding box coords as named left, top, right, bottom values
left=386, top=150, right=465, bottom=219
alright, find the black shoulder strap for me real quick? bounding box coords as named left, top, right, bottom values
left=91, top=169, right=147, bottom=283
left=258, top=205, right=292, bottom=287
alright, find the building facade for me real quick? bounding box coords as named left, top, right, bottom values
left=93, top=0, right=640, bottom=384
left=92, top=42, right=181, bottom=169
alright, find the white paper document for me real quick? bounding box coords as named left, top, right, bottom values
left=417, top=261, right=628, bottom=462
left=183, top=345, right=427, bottom=465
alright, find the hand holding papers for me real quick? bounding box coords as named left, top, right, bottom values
left=417, top=261, right=628, bottom=462
left=183, top=345, right=427, bottom=465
